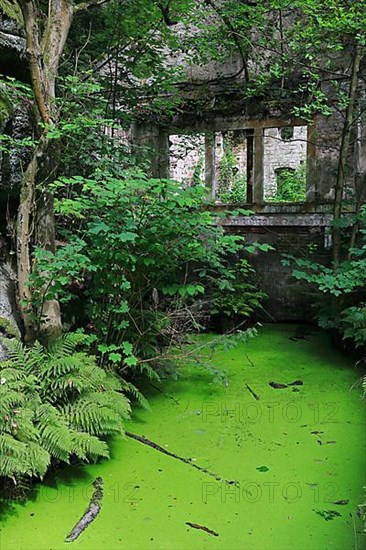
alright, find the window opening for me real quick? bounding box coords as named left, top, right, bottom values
left=263, top=125, right=307, bottom=202
left=280, top=126, right=294, bottom=140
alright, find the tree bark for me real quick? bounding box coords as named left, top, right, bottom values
left=15, top=0, right=110, bottom=341
left=36, top=178, right=62, bottom=341
left=16, top=137, right=62, bottom=342
left=16, top=143, right=38, bottom=342
left=16, top=0, right=74, bottom=341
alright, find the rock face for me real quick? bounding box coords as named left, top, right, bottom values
left=0, top=14, right=32, bottom=198
left=0, top=262, right=21, bottom=360
left=0, top=13, right=26, bottom=358
left=0, top=13, right=25, bottom=57
left=0, top=102, right=33, bottom=197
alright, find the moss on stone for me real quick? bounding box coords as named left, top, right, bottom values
left=0, top=316, right=20, bottom=339
left=0, top=86, right=13, bottom=124
left=0, top=0, right=23, bottom=26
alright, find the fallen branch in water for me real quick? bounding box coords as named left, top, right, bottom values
left=126, top=431, right=237, bottom=486
left=245, top=383, right=260, bottom=400
left=244, top=353, right=255, bottom=368
left=65, top=477, right=103, bottom=543
left=186, top=521, right=219, bottom=536
left=269, top=380, right=303, bottom=389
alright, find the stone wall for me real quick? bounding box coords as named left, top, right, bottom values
left=169, top=133, right=205, bottom=185
left=245, top=226, right=326, bottom=321
left=0, top=262, right=21, bottom=359
left=0, top=16, right=30, bottom=342
left=220, top=205, right=332, bottom=321
left=0, top=15, right=32, bottom=204
left=0, top=13, right=26, bottom=80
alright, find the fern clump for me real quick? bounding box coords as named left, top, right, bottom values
left=0, top=333, right=130, bottom=485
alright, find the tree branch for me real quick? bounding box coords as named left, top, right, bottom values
left=74, top=0, right=109, bottom=13
left=333, top=43, right=364, bottom=266
left=18, top=0, right=50, bottom=123
left=40, top=0, right=74, bottom=101
left=203, top=0, right=250, bottom=82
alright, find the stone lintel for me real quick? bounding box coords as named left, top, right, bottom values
left=220, top=214, right=333, bottom=227
left=169, top=116, right=308, bottom=134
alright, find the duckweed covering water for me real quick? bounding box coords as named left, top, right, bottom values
left=1, top=324, right=365, bottom=549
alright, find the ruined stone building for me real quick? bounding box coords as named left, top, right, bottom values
left=129, top=11, right=366, bottom=321
left=1, top=6, right=365, bottom=324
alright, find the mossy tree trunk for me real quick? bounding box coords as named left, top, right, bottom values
left=11, top=0, right=104, bottom=341
left=16, top=136, right=63, bottom=341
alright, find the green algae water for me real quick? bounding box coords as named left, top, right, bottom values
left=1, top=324, right=365, bottom=550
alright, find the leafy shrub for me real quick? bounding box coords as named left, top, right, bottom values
left=0, top=333, right=130, bottom=484
left=209, top=258, right=268, bottom=319
left=339, top=305, right=366, bottom=348
left=29, top=175, right=262, bottom=375
left=219, top=176, right=247, bottom=204
left=283, top=206, right=366, bottom=350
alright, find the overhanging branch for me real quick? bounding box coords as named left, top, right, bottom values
left=74, top=0, right=110, bottom=13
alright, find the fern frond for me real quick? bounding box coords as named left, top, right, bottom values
left=120, top=380, right=150, bottom=410
left=47, top=332, right=87, bottom=358
left=14, top=408, right=39, bottom=443
left=64, top=396, right=127, bottom=436
left=47, top=365, right=108, bottom=398
left=23, top=441, right=50, bottom=478
left=2, top=339, right=29, bottom=370
left=0, top=436, right=50, bottom=478
left=0, top=366, right=27, bottom=382
left=70, top=431, right=109, bottom=461
left=0, top=332, right=131, bottom=486
left=35, top=404, right=73, bottom=462
left=0, top=433, right=28, bottom=457
left=87, top=391, right=131, bottom=418
left=23, top=341, right=46, bottom=374
left=0, top=387, right=25, bottom=416
left=0, top=454, right=28, bottom=478
left=138, top=362, right=161, bottom=381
